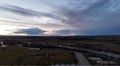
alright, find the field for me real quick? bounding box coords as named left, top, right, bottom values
left=0, top=46, right=76, bottom=65
left=0, top=35, right=120, bottom=65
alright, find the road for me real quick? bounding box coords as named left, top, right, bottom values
left=53, top=45, right=120, bottom=59
left=75, top=52, right=91, bottom=66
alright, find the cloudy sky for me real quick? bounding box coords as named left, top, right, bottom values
left=0, top=0, right=120, bottom=36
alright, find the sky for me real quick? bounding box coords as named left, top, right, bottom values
left=0, top=0, right=120, bottom=36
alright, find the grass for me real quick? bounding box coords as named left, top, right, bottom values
left=0, top=46, right=76, bottom=65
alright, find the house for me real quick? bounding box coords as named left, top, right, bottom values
left=88, top=57, right=117, bottom=65
left=96, top=61, right=116, bottom=65
left=0, top=41, right=8, bottom=47
left=88, top=57, right=103, bottom=61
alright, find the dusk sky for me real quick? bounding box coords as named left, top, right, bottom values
left=0, top=0, right=120, bottom=36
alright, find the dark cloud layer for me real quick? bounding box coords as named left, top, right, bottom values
left=55, top=30, right=74, bottom=35
left=14, top=28, right=46, bottom=35
left=54, top=0, right=120, bottom=35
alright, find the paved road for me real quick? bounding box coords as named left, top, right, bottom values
left=75, top=52, right=91, bottom=66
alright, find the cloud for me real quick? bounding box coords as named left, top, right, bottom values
left=14, top=28, right=46, bottom=35
left=0, top=0, right=120, bottom=35
left=52, top=0, right=120, bottom=35
left=55, top=30, right=75, bottom=36
left=0, top=4, right=62, bottom=20
left=0, top=4, right=67, bottom=34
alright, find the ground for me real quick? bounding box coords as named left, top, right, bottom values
left=0, top=46, right=76, bottom=65
left=0, top=36, right=120, bottom=65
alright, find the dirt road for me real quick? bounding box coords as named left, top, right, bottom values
left=75, top=52, right=91, bottom=66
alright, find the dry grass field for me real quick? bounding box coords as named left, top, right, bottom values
left=0, top=46, right=76, bottom=65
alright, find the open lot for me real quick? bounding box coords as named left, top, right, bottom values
left=0, top=46, right=76, bottom=65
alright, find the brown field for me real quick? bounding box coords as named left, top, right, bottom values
left=0, top=46, right=76, bottom=65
